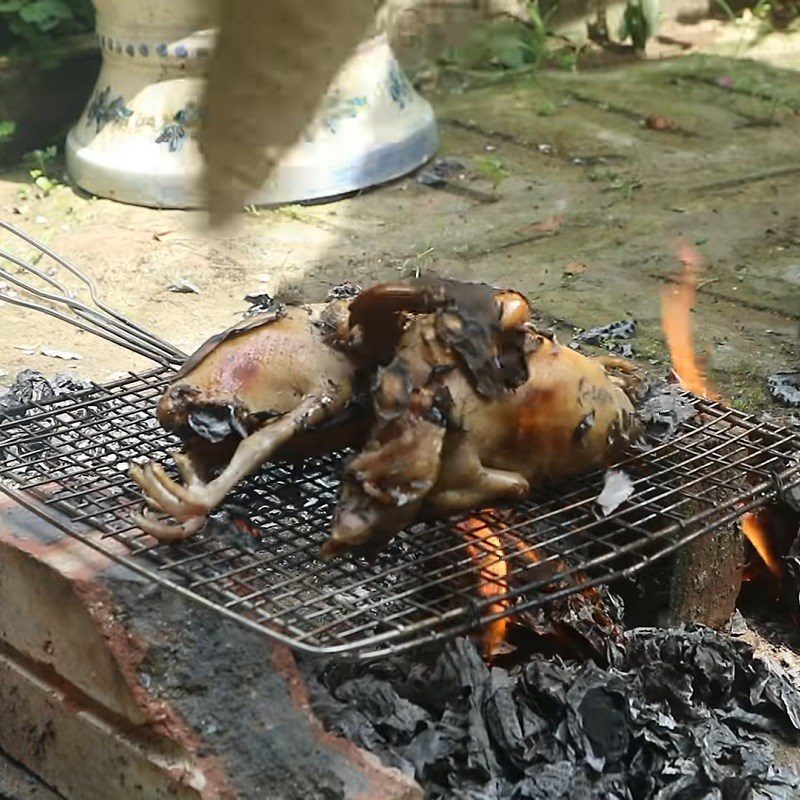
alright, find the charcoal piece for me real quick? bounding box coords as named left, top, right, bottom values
left=757, top=664, right=800, bottom=732
left=416, top=158, right=466, bottom=188
left=467, top=683, right=502, bottom=781
left=302, top=625, right=800, bottom=800
left=446, top=636, right=491, bottom=694
left=333, top=677, right=430, bottom=745
left=483, top=668, right=526, bottom=769
left=610, top=343, right=635, bottom=358
left=518, top=658, right=573, bottom=717
left=399, top=650, right=464, bottom=713
left=510, top=761, right=573, bottom=800
left=512, top=587, right=625, bottom=667
left=565, top=663, right=630, bottom=772
left=2, top=369, right=55, bottom=407
left=327, top=282, right=362, bottom=300
left=242, top=292, right=285, bottom=319
left=635, top=380, right=697, bottom=442
left=0, top=369, right=90, bottom=412
left=403, top=722, right=464, bottom=784
left=768, top=372, right=800, bottom=408
left=574, top=319, right=636, bottom=345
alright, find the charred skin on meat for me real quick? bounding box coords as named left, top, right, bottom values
left=324, top=313, right=642, bottom=558
left=130, top=279, right=532, bottom=540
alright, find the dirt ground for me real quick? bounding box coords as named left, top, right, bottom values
left=0, top=29, right=798, bottom=417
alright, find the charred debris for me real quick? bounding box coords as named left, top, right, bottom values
left=303, top=622, right=800, bottom=800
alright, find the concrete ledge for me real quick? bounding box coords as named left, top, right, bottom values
left=0, top=498, right=421, bottom=800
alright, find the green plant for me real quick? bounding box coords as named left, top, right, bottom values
left=0, top=120, right=15, bottom=140
left=618, top=0, right=660, bottom=50
left=475, top=155, right=509, bottom=190
left=25, top=144, right=59, bottom=193
left=445, top=0, right=560, bottom=74
left=0, top=0, right=94, bottom=52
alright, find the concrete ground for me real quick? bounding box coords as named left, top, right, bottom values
left=0, top=750, right=62, bottom=799
left=0, top=49, right=798, bottom=414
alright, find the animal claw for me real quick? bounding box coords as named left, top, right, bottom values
left=171, top=451, right=199, bottom=487
left=131, top=510, right=206, bottom=541
left=129, top=459, right=211, bottom=521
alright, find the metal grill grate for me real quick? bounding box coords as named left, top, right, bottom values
left=0, top=366, right=798, bottom=659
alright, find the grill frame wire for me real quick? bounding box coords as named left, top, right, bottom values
left=0, top=366, right=797, bottom=660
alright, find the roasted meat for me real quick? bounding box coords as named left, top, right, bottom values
left=324, top=310, right=641, bottom=558
left=130, top=278, right=531, bottom=540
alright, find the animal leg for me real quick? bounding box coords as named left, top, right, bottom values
left=427, top=432, right=529, bottom=513
left=131, top=392, right=341, bottom=541
left=322, top=414, right=446, bottom=558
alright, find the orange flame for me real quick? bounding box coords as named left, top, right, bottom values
left=660, top=240, right=720, bottom=401
left=742, top=510, right=783, bottom=584
left=456, top=515, right=510, bottom=659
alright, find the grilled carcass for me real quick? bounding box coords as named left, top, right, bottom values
left=130, top=279, right=531, bottom=540
left=323, top=306, right=642, bottom=558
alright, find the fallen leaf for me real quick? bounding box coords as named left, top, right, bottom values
left=563, top=262, right=587, bottom=276
left=153, top=229, right=176, bottom=242
left=168, top=278, right=201, bottom=294
left=646, top=115, right=678, bottom=132
left=514, top=215, right=565, bottom=236
left=596, top=470, right=634, bottom=516
left=41, top=348, right=82, bottom=361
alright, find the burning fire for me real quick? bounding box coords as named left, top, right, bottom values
left=455, top=515, right=510, bottom=658
left=660, top=240, right=720, bottom=401
left=660, top=242, right=787, bottom=599
left=742, top=511, right=783, bottom=584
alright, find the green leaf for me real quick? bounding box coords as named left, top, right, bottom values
left=0, top=120, right=16, bottom=140
left=620, top=2, right=649, bottom=50
left=34, top=175, right=53, bottom=193
left=641, top=0, right=660, bottom=37
left=17, top=0, right=72, bottom=34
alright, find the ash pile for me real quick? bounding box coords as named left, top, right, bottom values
left=304, top=620, right=800, bottom=799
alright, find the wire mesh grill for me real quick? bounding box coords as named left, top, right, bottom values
left=0, top=366, right=798, bottom=659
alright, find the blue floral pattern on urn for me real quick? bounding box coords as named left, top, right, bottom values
left=156, top=103, right=201, bottom=152
left=387, top=63, right=413, bottom=109
left=86, top=87, right=133, bottom=133
left=323, top=95, right=368, bottom=134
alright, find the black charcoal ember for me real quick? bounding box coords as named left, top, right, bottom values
left=768, top=373, right=800, bottom=408
left=242, top=293, right=285, bottom=318
left=575, top=319, right=636, bottom=345
left=416, top=158, right=466, bottom=188
left=332, top=677, right=430, bottom=746
left=565, top=663, right=630, bottom=772
left=484, top=668, right=527, bottom=769
left=404, top=722, right=463, bottom=783
left=610, top=343, right=634, bottom=358
left=0, top=370, right=91, bottom=421
left=327, top=282, right=362, bottom=300
left=636, top=379, right=697, bottom=442
left=303, top=626, right=800, bottom=800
